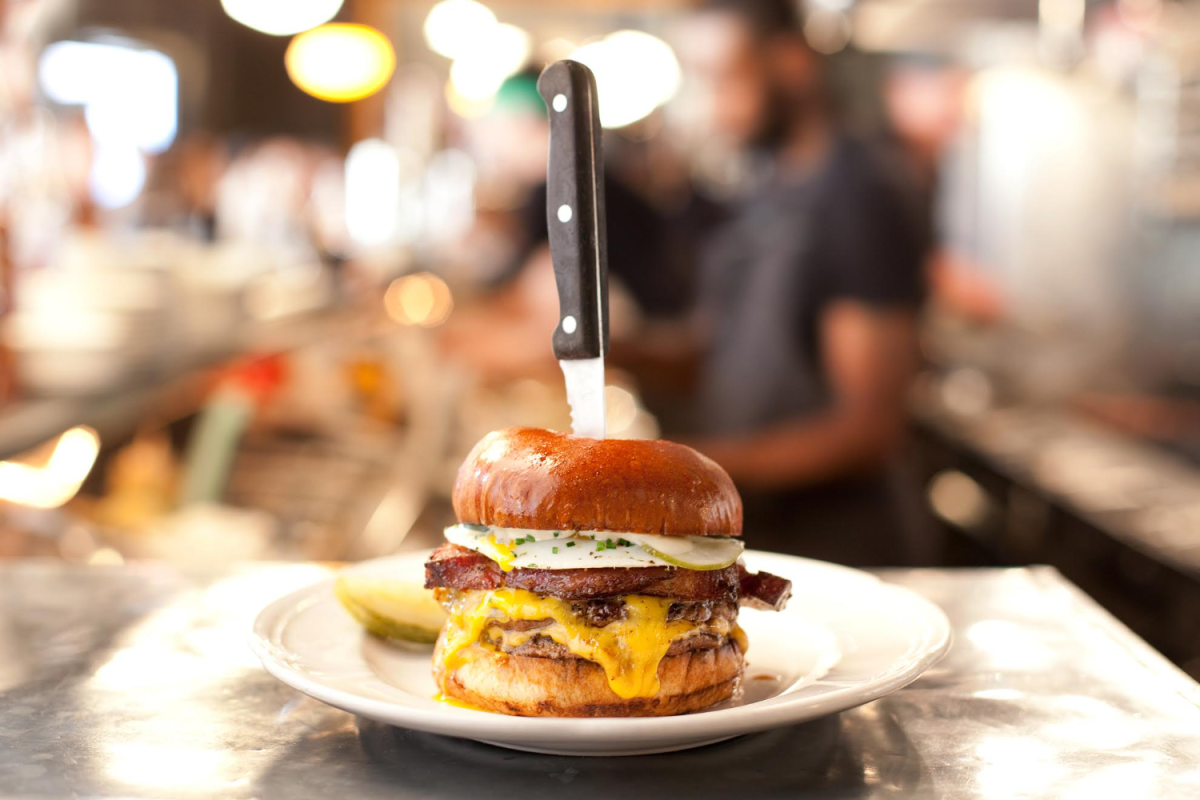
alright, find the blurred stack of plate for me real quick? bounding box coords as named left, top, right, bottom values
left=5, top=233, right=173, bottom=395
left=2, top=228, right=336, bottom=396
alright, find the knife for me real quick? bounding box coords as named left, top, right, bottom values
left=537, top=60, right=609, bottom=439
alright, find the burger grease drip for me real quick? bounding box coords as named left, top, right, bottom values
left=437, top=588, right=744, bottom=700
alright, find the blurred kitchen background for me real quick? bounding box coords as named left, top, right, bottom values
left=0, top=0, right=1198, bottom=675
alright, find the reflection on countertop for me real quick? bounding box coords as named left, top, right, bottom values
left=2, top=560, right=1199, bottom=798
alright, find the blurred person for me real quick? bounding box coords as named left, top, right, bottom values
left=215, top=137, right=315, bottom=247
left=642, top=0, right=932, bottom=565
left=880, top=58, right=1002, bottom=324
left=175, top=133, right=229, bottom=242
left=142, top=132, right=229, bottom=240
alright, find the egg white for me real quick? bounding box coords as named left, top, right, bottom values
left=442, top=525, right=743, bottom=570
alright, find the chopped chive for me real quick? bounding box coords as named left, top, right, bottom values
left=552, top=547, right=559, bottom=554
left=596, top=543, right=604, bottom=552
left=566, top=541, right=576, bottom=548
left=553, top=532, right=560, bottom=538
left=605, top=539, right=616, bottom=550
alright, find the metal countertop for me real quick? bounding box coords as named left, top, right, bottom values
left=1, top=561, right=1199, bottom=798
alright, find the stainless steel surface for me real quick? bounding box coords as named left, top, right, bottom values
left=559, top=356, right=606, bottom=438
left=2, top=562, right=1199, bottom=798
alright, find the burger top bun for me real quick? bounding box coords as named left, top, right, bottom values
left=452, top=427, right=742, bottom=537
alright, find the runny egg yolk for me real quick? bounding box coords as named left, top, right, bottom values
left=472, top=535, right=516, bottom=572
left=438, top=588, right=744, bottom=699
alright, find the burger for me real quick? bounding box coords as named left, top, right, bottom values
left=424, top=427, right=792, bottom=717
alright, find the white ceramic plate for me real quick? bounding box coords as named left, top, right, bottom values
left=250, top=550, right=950, bottom=756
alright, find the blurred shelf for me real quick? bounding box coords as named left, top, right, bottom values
left=911, top=397, right=1200, bottom=579
left=0, top=304, right=357, bottom=460
left=0, top=381, right=187, bottom=461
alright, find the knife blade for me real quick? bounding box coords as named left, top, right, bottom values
left=537, top=60, right=609, bottom=439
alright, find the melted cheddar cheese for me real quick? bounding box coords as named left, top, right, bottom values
left=438, top=588, right=744, bottom=699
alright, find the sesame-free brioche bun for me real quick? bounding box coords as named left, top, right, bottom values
left=433, top=636, right=745, bottom=717
left=452, top=427, right=742, bottom=537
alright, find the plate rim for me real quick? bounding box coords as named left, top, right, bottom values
left=249, top=550, right=951, bottom=744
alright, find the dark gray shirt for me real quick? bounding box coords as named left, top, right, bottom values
left=693, top=135, right=928, bottom=437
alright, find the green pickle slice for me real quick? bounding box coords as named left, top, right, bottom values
left=631, top=535, right=743, bottom=571
left=335, top=574, right=448, bottom=644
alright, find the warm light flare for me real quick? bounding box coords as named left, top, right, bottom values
left=0, top=427, right=101, bottom=508
left=285, top=24, right=396, bottom=103
left=384, top=273, right=453, bottom=327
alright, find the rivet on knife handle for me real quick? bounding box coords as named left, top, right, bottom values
left=537, top=60, right=609, bottom=361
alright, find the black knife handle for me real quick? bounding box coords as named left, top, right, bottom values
left=537, top=60, right=609, bottom=360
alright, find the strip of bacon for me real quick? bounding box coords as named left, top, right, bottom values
left=736, top=563, right=793, bottom=611
left=424, top=543, right=791, bottom=610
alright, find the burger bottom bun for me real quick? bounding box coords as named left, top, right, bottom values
left=433, top=637, right=745, bottom=717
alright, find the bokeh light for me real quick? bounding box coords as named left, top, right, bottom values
left=804, top=9, right=852, bottom=55
left=285, top=24, right=396, bottom=103
left=39, top=40, right=177, bottom=153
left=423, top=0, right=497, bottom=59
left=345, top=138, right=401, bottom=247
left=570, top=31, right=681, bottom=128
left=89, top=144, right=147, bottom=209
left=1040, top=0, right=1086, bottom=32
left=384, top=273, right=454, bottom=327
left=927, top=469, right=991, bottom=530
left=444, top=82, right=494, bottom=119
left=605, top=385, right=638, bottom=436
left=448, top=23, right=530, bottom=102
left=0, top=427, right=101, bottom=509
left=220, top=0, right=344, bottom=37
